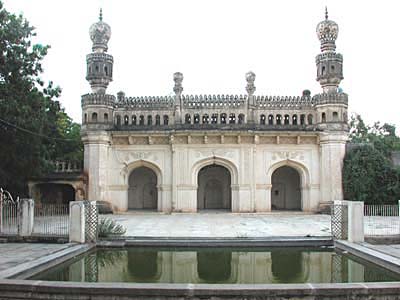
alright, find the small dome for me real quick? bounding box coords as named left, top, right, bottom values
left=89, top=9, right=111, bottom=52
left=316, top=8, right=338, bottom=49
left=245, top=71, right=256, bottom=83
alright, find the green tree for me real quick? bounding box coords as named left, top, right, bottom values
left=0, top=1, right=82, bottom=196
left=343, top=114, right=400, bottom=204
left=343, top=145, right=400, bottom=204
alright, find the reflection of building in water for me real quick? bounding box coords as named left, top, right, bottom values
left=59, top=250, right=376, bottom=284
left=81, top=9, right=349, bottom=213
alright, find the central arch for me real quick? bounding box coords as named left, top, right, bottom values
left=271, top=166, right=301, bottom=210
left=197, top=165, right=232, bottom=210
left=128, top=166, right=158, bottom=210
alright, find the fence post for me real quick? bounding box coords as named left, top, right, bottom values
left=19, top=199, right=34, bottom=236
left=69, top=201, right=86, bottom=243
left=347, top=201, right=364, bottom=243
left=398, top=200, right=400, bottom=217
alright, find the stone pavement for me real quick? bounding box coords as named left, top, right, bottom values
left=0, top=243, right=72, bottom=274
left=106, top=212, right=332, bottom=237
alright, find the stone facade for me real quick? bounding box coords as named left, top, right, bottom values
left=81, top=9, right=348, bottom=213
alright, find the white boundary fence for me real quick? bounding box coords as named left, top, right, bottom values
left=364, top=201, right=400, bottom=237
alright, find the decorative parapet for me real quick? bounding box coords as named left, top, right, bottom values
left=315, top=52, right=342, bottom=64
left=53, top=161, right=83, bottom=173
left=115, top=95, right=174, bottom=109
left=312, top=92, right=348, bottom=105
left=181, top=94, right=247, bottom=108
left=81, top=93, right=115, bottom=107
left=255, top=95, right=313, bottom=109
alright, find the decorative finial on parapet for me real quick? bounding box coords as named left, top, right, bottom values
left=117, top=91, right=125, bottom=102
left=325, top=6, right=328, bottom=20
left=173, top=72, right=183, bottom=95
left=245, top=71, right=256, bottom=96
left=99, top=8, right=103, bottom=21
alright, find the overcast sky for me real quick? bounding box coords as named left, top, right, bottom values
left=3, top=0, right=400, bottom=132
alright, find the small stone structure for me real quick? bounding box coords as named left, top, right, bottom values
left=82, top=9, right=349, bottom=213
left=28, top=161, right=87, bottom=205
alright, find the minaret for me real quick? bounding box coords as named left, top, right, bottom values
left=173, top=72, right=183, bottom=124
left=315, top=7, right=343, bottom=93
left=86, top=9, right=113, bottom=94
left=245, top=71, right=256, bottom=124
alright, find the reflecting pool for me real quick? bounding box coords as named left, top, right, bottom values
left=31, top=247, right=400, bottom=284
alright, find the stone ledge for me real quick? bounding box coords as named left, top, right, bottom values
left=0, top=244, right=94, bottom=280
left=335, top=240, right=400, bottom=274
left=0, top=280, right=400, bottom=299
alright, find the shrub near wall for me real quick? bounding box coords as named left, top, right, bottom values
left=343, top=145, right=400, bottom=204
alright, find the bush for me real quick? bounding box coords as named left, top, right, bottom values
left=98, top=218, right=126, bottom=238
left=343, top=145, right=400, bottom=204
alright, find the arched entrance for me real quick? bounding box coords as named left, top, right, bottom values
left=128, top=166, right=157, bottom=210
left=197, top=165, right=231, bottom=210
left=271, top=166, right=301, bottom=210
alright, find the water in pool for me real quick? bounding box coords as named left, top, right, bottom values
left=31, top=247, right=400, bottom=284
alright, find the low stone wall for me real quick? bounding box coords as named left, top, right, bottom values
left=0, top=280, right=400, bottom=300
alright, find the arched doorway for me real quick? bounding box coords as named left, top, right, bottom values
left=271, top=166, right=301, bottom=210
left=128, top=167, right=157, bottom=210
left=197, top=165, right=231, bottom=210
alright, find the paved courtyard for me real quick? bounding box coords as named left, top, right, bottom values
left=106, top=212, right=332, bottom=237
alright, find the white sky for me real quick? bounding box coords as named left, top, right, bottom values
left=3, top=0, right=400, bottom=132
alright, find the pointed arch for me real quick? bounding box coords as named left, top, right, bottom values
left=191, top=156, right=238, bottom=186
left=267, top=159, right=310, bottom=188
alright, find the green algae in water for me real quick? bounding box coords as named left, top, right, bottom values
left=31, top=247, right=400, bottom=284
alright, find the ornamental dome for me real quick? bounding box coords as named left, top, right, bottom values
left=316, top=8, right=338, bottom=52
left=89, top=9, right=111, bottom=52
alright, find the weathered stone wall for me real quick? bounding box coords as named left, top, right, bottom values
left=81, top=130, right=346, bottom=213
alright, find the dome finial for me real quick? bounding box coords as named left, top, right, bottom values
left=99, top=8, right=103, bottom=21
left=325, top=6, right=328, bottom=20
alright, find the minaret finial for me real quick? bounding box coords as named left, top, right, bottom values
left=99, top=8, right=103, bottom=21
left=325, top=6, right=328, bottom=20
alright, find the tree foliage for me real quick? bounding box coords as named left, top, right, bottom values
left=343, top=114, right=400, bottom=204
left=0, top=1, right=82, bottom=196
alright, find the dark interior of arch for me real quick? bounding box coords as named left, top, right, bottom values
left=271, top=166, right=301, bottom=210
left=197, top=165, right=231, bottom=210
left=128, top=166, right=157, bottom=210
left=197, top=251, right=232, bottom=282
left=35, top=183, right=75, bottom=204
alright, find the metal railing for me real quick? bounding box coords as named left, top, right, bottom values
left=0, top=188, right=20, bottom=236
left=364, top=204, right=400, bottom=237
left=0, top=202, right=20, bottom=235
left=32, top=204, right=69, bottom=237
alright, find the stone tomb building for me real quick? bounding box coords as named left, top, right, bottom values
left=82, top=10, right=348, bottom=213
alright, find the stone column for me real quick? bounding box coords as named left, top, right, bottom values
left=69, top=201, right=85, bottom=243
left=347, top=201, right=364, bottom=243
left=20, top=199, right=34, bottom=237
left=319, top=132, right=347, bottom=206
left=82, top=132, right=110, bottom=201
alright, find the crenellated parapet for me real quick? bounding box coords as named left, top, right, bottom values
left=182, top=94, right=247, bottom=109
left=255, top=95, right=313, bottom=109
left=115, top=95, right=174, bottom=109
